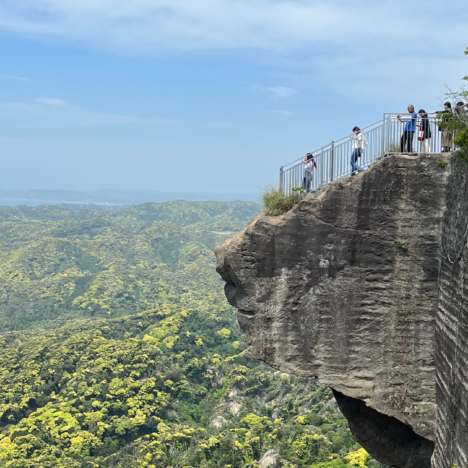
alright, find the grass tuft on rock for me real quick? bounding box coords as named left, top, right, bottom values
left=261, top=186, right=302, bottom=216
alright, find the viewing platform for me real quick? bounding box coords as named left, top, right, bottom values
left=280, top=114, right=452, bottom=194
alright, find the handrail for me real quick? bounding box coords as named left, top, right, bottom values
left=279, top=114, right=450, bottom=195
left=282, top=119, right=384, bottom=170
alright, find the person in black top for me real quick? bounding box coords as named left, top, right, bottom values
left=418, top=109, right=432, bottom=153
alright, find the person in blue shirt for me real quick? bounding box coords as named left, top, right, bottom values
left=397, top=105, right=417, bottom=152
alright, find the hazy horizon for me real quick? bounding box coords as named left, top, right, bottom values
left=0, top=187, right=260, bottom=206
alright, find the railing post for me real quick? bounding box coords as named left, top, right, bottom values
left=320, top=147, right=324, bottom=187
left=279, top=166, right=284, bottom=193
left=381, top=114, right=386, bottom=157
left=330, top=141, right=335, bottom=183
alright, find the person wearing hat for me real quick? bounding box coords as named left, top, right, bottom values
left=302, top=153, right=317, bottom=193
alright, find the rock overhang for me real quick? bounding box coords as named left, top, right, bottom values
left=216, top=153, right=453, bottom=468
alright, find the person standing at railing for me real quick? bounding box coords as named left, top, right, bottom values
left=431, top=102, right=453, bottom=152
left=302, top=153, right=317, bottom=192
left=397, top=105, right=417, bottom=152
left=349, top=127, right=367, bottom=176
left=418, top=110, right=432, bottom=153
left=455, top=102, right=468, bottom=115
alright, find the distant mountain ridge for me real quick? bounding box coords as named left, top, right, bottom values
left=0, top=188, right=258, bottom=205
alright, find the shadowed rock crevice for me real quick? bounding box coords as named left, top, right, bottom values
left=333, top=389, right=434, bottom=468
left=216, top=154, right=452, bottom=468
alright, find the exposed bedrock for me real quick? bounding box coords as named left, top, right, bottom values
left=433, top=159, right=468, bottom=468
left=216, top=154, right=451, bottom=468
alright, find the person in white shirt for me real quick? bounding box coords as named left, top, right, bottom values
left=302, top=153, right=317, bottom=192
left=348, top=126, right=367, bottom=176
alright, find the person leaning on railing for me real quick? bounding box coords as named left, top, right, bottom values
left=348, top=126, right=367, bottom=176
left=418, top=109, right=432, bottom=153
left=302, top=153, right=317, bottom=193
left=397, top=105, right=417, bottom=152
left=431, top=102, right=453, bottom=153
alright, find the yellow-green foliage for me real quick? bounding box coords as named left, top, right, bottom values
left=0, top=201, right=259, bottom=330
left=0, top=201, right=378, bottom=468
left=346, top=448, right=370, bottom=467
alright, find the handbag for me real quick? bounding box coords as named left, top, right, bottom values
left=418, top=125, right=424, bottom=141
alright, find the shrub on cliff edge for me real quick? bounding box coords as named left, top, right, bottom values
left=261, top=186, right=301, bottom=216
left=455, top=128, right=468, bottom=163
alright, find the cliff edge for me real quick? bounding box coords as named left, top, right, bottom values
left=216, top=153, right=463, bottom=468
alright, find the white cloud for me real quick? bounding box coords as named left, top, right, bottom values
left=0, top=0, right=465, bottom=55
left=267, top=110, right=294, bottom=117
left=2, top=75, right=29, bottom=82
left=0, top=0, right=466, bottom=104
left=265, top=86, right=297, bottom=100
left=35, top=97, right=68, bottom=106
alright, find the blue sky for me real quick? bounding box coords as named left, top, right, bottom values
left=0, top=0, right=467, bottom=195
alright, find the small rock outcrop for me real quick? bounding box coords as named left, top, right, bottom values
left=216, top=154, right=465, bottom=468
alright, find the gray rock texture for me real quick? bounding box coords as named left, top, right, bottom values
left=434, top=159, right=468, bottom=468
left=216, top=154, right=453, bottom=468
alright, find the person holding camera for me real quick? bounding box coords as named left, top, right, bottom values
left=302, top=153, right=317, bottom=192
left=349, top=126, right=367, bottom=176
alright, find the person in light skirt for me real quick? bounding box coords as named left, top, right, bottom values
left=418, top=110, right=432, bottom=153
left=432, top=102, right=453, bottom=152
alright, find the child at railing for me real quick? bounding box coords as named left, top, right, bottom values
left=349, top=127, right=367, bottom=176
left=302, top=153, right=317, bottom=192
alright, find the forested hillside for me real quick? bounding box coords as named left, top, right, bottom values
left=0, top=201, right=382, bottom=468
left=0, top=201, right=257, bottom=331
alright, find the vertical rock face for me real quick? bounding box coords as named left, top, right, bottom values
left=434, top=160, right=468, bottom=468
left=216, top=154, right=451, bottom=468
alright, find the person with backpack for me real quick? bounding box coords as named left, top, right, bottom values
left=431, top=102, right=453, bottom=152
left=302, top=153, right=317, bottom=192
left=418, top=109, right=432, bottom=153
left=349, top=126, right=367, bottom=176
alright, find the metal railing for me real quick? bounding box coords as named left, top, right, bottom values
left=279, top=113, right=454, bottom=194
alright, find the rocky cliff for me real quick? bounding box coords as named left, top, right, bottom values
left=434, top=159, right=468, bottom=468
left=216, top=153, right=467, bottom=468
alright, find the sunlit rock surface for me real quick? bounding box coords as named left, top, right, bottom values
left=216, top=154, right=459, bottom=468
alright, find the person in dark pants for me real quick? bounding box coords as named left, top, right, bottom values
left=397, top=105, right=417, bottom=152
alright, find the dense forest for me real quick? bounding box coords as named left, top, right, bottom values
left=0, top=201, right=383, bottom=467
